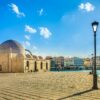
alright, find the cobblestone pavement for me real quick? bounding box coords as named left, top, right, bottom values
left=0, top=72, right=100, bottom=100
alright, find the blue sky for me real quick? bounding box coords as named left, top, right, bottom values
left=0, top=0, right=100, bottom=57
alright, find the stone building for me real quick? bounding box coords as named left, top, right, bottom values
left=33, top=56, right=51, bottom=72
left=25, top=54, right=34, bottom=72
left=0, top=40, right=25, bottom=72
left=0, top=40, right=51, bottom=73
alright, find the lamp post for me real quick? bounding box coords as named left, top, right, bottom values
left=91, top=53, right=93, bottom=74
left=92, top=21, right=99, bottom=89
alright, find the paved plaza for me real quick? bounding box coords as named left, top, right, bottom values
left=0, top=72, right=100, bottom=100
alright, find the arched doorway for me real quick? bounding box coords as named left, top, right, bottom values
left=46, top=62, right=48, bottom=70
left=34, top=61, right=37, bottom=72
left=26, top=61, right=29, bottom=67
left=26, top=61, right=29, bottom=71
left=41, top=62, right=43, bottom=70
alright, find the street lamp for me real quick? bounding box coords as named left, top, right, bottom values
left=92, top=21, right=99, bottom=89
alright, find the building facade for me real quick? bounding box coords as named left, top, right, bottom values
left=88, top=56, right=100, bottom=70
left=52, top=56, right=64, bottom=70
left=96, top=56, right=100, bottom=69
left=64, top=57, right=84, bottom=69
left=45, top=56, right=56, bottom=71
left=83, top=58, right=91, bottom=69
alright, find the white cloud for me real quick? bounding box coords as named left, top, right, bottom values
left=25, top=35, right=30, bottom=40
left=23, top=41, right=31, bottom=47
left=39, top=27, right=52, bottom=39
left=39, top=8, right=44, bottom=16
left=25, top=25, right=37, bottom=34
left=33, top=46, right=38, bottom=50
left=79, top=2, right=95, bottom=12
left=9, top=3, right=25, bottom=17
left=23, top=41, right=38, bottom=53
left=79, top=3, right=84, bottom=10
left=31, top=45, right=38, bottom=53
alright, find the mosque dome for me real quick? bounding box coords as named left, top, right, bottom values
left=0, top=40, right=25, bottom=54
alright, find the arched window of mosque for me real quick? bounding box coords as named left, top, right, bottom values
left=0, top=65, right=2, bottom=71
left=26, top=61, right=29, bottom=67
left=41, top=62, right=43, bottom=69
left=46, top=62, right=48, bottom=70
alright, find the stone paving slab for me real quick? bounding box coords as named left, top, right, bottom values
left=1, top=88, right=53, bottom=100
left=0, top=72, right=99, bottom=100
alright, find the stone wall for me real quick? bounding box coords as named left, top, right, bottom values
left=0, top=53, right=24, bottom=73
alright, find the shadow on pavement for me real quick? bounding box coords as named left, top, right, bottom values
left=57, top=89, right=93, bottom=100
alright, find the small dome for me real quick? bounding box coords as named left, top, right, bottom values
left=33, top=55, right=38, bottom=59
left=45, top=56, right=52, bottom=60
left=26, top=54, right=32, bottom=58
left=0, top=40, right=25, bottom=54
left=38, top=56, right=43, bottom=60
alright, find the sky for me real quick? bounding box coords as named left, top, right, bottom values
left=0, top=0, right=100, bottom=57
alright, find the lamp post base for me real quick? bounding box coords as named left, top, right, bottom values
left=92, top=74, right=98, bottom=90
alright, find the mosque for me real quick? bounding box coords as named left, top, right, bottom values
left=0, top=40, right=51, bottom=73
